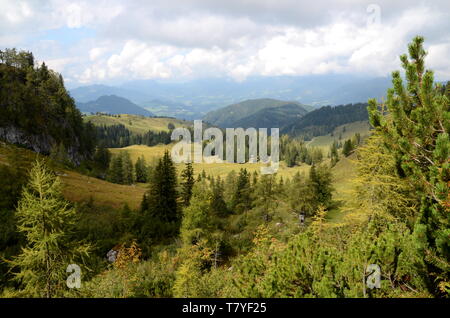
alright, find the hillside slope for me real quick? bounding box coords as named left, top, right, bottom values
left=281, top=103, right=369, bottom=139
left=203, top=98, right=310, bottom=128
left=84, top=114, right=191, bottom=134
left=233, top=103, right=308, bottom=129
left=0, top=142, right=145, bottom=209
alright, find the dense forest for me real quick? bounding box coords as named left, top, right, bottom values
left=0, top=49, right=96, bottom=164
left=0, top=37, right=449, bottom=299
left=281, top=103, right=369, bottom=139
left=95, top=124, right=173, bottom=148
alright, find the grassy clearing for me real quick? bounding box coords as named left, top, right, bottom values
left=84, top=114, right=191, bottom=134
left=0, top=142, right=145, bottom=210
left=327, top=153, right=358, bottom=224
left=60, top=171, right=145, bottom=210
left=109, top=144, right=312, bottom=179
left=1, top=134, right=361, bottom=221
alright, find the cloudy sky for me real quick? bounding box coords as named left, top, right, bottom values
left=1, top=0, right=449, bottom=87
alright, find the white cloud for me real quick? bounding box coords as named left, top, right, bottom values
left=428, top=43, right=450, bottom=80
left=45, top=57, right=76, bottom=73
left=1, top=0, right=449, bottom=84
left=89, top=47, right=108, bottom=61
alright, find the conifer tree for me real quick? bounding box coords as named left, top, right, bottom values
left=180, top=162, right=195, bottom=207
left=342, top=139, right=354, bottom=157
left=231, top=168, right=252, bottom=214
left=309, top=164, right=333, bottom=212
left=9, top=160, right=90, bottom=298
left=93, top=145, right=111, bottom=172
left=288, top=172, right=316, bottom=216
left=330, top=141, right=339, bottom=166
left=224, top=170, right=237, bottom=210
left=142, top=151, right=179, bottom=239
left=134, top=155, right=147, bottom=183
left=121, top=151, right=134, bottom=185
left=107, top=154, right=123, bottom=184
left=180, top=181, right=211, bottom=246
left=367, top=36, right=449, bottom=294
left=210, top=176, right=228, bottom=217
left=255, top=174, right=277, bottom=221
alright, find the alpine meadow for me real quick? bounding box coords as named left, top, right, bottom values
left=0, top=0, right=449, bottom=306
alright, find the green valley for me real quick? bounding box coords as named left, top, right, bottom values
left=0, top=35, right=448, bottom=302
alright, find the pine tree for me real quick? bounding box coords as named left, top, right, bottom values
left=180, top=162, right=195, bottom=207
left=288, top=172, right=316, bottom=216
left=121, top=151, right=134, bottom=185
left=141, top=151, right=179, bottom=239
left=93, top=145, right=111, bottom=172
left=367, top=36, right=449, bottom=295
left=231, top=169, right=253, bottom=214
left=107, top=154, right=123, bottom=184
left=134, top=155, right=147, bottom=183
left=223, top=170, right=237, bottom=211
left=285, top=145, right=297, bottom=167
left=255, top=174, right=277, bottom=221
left=309, top=164, right=333, bottom=212
left=342, top=139, right=353, bottom=157
left=9, top=160, right=90, bottom=298
left=210, top=176, right=228, bottom=217
left=330, top=141, right=339, bottom=166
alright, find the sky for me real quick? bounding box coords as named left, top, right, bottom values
left=1, top=0, right=449, bottom=87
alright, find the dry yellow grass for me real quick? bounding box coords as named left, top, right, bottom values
left=110, top=144, right=311, bottom=179
left=0, top=142, right=145, bottom=210
left=60, top=170, right=146, bottom=210
left=326, top=152, right=359, bottom=223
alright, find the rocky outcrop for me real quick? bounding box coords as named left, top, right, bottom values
left=0, top=126, right=85, bottom=165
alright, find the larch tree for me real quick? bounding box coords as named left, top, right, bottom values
left=180, top=181, right=212, bottom=246
left=9, top=159, right=90, bottom=298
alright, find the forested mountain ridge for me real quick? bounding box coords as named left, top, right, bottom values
left=281, top=103, right=369, bottom=140
left=0, top=49, right=95, bottom=164
left=232, top=103, right=308, bottom=129
left=77, top=95, right=154, bottom=116
left=203, top=98, right=311, bottom=128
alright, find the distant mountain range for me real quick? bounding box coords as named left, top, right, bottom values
left=203, top=98, right=310, bottom=128
left=76, top=95, right=154, bottom=116
left=202, top=99, right=370, bottom=140
left=70, top=85, right=150, bottom=104
left=69, top=74, right=393, bottom=119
